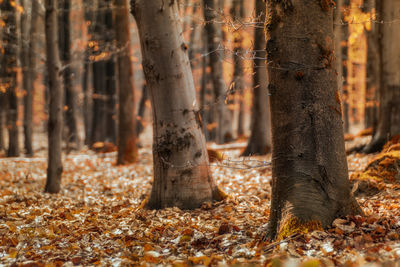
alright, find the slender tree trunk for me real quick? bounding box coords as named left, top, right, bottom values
left=115, top=0, right=138, bottom=165
left=264, top=0, right=362, bottom=240
left=203, top=0, right=233, bottom=144
left=363, top=1, right=400, bottom=153
left=20, top=0, right=33, bottom=156
left=230, top=0, right=245, bottom=137
left=364, top=0, right=379, bottom=130
left=136, top=84, right=148, bottom=135
left=1, top=0, right=20, bottom=157
left=132, top=0, right=224, bottom=209
left=59, top=0, right=81, bottom=150
left=341, top=0, right=350, bottom=133
left=45, top=0, right=64, bottom=193
left=91, top=0, right=117, bottom=145
left=0, top=96, right=5, bottom=152
left=242, top=0, right=271, bottom=156
left=82, top=59, right=93, bottom=145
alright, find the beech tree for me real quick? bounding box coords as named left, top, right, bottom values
left=44, top=0, right=64, bottom=193
left=363, top=1, right=400, bottom=153
left=242, top=0, right=271, bottom=156
left=264, top=0, right=362, bottom=239
left=131, top=0, right=224, bottom=209
left=115, top=0, right=138, bottom=165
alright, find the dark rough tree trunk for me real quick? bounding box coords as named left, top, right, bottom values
left=1, top=0, right=20, bottom=157
left=59, top=0, right=81, bottom=150
left=44, top=0, right=64, bottom=193
left=363, top=1, right=400, bottom=153
left=0, top=95, right=5, bottom=153
left=242, top=0, right=271, bottom=156
left=264, top=0, right=362, bottom=240
left=203, top=0, right=233, bottom=144
left=364, top=0, right=379, bottom=130
left=132, top=0, right=224, bottom=209
left=20, top=0, right=34, bottom=156
left=115, top=0, right=138, bottom=165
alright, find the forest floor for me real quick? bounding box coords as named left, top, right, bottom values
left=0, top=135, right=400, bottom=266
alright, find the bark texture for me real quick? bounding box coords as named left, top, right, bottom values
left=1, top=0, right=20, bottom=157
left=132, top=0, right=223, bottom=209
left=363, top=1, right=400, bottom=153
left=115, top=0, right=138, bottom=165
left=265, top=0, right=362, bottom=239
left=203, top=0, right=233, bottom=144
left=44, top=0, right=64, bottom=193
left=242, top=0, right=271, bottom=156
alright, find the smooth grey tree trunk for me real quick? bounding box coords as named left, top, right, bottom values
left=363, top=1, right=400, bottom=153
left=132, top=0, right=224, bottom=209
left=242, top=0, right=271, bottom=156
left=264, top=0, right=362, bottom=240
left=115, top=0, right=138, bottom=165
left=44, top=0, right=64, bottom=193
left=203, top=0, right=233, bottom=144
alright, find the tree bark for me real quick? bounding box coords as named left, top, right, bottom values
left=44, top=0, right=64, bottom=193
left=20, top=0, right=34, bottom=156
left=264, top=0, right=362, bottom=240
left=363, top=1, right=400, bottom=153
left=203, top=0, right=233, bottom=144
left=132, top=0, right=224, bottom=209
left=115, top=0, right=138, bottom=165
left=242, top=0, right=271, bottom=156
left=1, top=0, right=20, bottom=157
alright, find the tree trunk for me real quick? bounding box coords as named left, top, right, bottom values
left=0, top=96, right=5, bottom=152
left=363, top=1, right=400, bottom=153
left=1, top=0, right=20, bottom=157
left=20, top=0, right=33, bottom=156
left=242, top=0, right=271, bottom=156
left=341, top=0, right=350, bottom=133
left=44, top=0, right=64, bottom=193
left=203, top=0, right=233, bottom=144
left=136, top=84, right=148, bottom=136
left=363, top=0, right=379, bottom=130
left=59, top=0, right=81, bottom=150
left=115, top=0, right=138, bottom=165
left=264, top=0, right=362, bottom=240
left=230, top=0, right=245, bottom=137
left=132, top=0, right=224, bottom=209
left=90, top=0, right=117, bottom=145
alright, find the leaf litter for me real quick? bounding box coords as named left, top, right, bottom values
left=0, top=137, right=400, bottom=266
